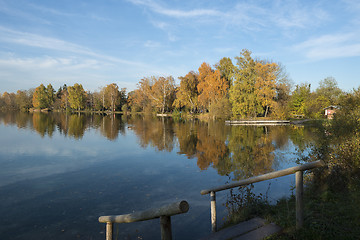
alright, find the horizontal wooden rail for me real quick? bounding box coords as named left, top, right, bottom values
left=201, top=160, right=325, bottom=195
left=99, top=200, right=189, bottom=240
left=99, top=200, right=189, bottom=223
left=201, top=160, right=326, bottom=232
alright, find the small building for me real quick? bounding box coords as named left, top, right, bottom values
left=324, top=106, right=339, bottom=119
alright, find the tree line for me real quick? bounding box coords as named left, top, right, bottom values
left=0, top=49, right=348, bottom=119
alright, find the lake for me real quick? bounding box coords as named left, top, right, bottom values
left=0, top=112, right=317, bottom=239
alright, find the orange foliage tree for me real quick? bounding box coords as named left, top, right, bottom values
left=197, top=62, right=227, bottom=112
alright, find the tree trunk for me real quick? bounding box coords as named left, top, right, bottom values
left=264, top=105, right=269, bottom=118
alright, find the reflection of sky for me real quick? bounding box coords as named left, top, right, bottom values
left=0, top=124, right=142, bottom=187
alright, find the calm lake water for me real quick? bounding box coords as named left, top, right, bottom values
left=0, top=112, right=318, bottom=240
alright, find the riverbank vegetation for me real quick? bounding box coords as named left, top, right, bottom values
left=223, top=88, right=360, bottom=239
left=0, top=49, right=348, bottom=120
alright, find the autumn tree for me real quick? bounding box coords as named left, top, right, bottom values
left=68, top=83, right=87, bottom=111
left=15, top=90, right=33, bottom=110
left=197, top=62, right=227, bottom=112
left=173, top=71, right=198, bottom=113
left=32, top=84, right=47, bottom=109
left=46, top=84, right=55, bottom=107
left=128, top=89, right=148, bottom=112
left=53, top=84, right=68, bottom=110
left=272, top=64, right=292, bottom=119
left=215, top=57, right=235, bottom=89
left=133, top=76, right=176, bottom=113
left=230, top=49, right=259, bottom=118
left=151, top=76, right=176, bottom=113
left=103, top=83, right=120, bottom=111
left=254, top=61, right=278, bottom=117
left=2, top=92, right=17, bottom=109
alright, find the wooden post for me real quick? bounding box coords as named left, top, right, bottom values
left=210, top=191, right=217, bottom=232
left=106, top=222, right=113, bottom=240
left=160, top=216, right=172, bottom=240
left=296, top=170, right=304, bottom=229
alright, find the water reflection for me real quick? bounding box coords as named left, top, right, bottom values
left=0, top=112, right=318, bottom=177
left=0, top=111, right=320, bottom=240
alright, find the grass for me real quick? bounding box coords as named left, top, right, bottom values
left=222, top=182, right=360, bottom=240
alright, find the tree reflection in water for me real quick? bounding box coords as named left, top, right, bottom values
left=0, top=112, right=318, bottom=178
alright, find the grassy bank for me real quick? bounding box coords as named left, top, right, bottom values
left=222, top=178, right=360, bottom=239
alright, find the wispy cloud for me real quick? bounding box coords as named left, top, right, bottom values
left=0, top=26, right=146, bottom=67
left=127, top=0, right=221, bottom=18
left=0, top=55, right=101, bottom=70
left=128, top=0, right=330, bottom=37
left=293, top=33, right=360, bottom=59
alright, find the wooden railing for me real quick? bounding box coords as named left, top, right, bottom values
left=200, top=160, right=326, bottom=232
left=99, top=200, right=189, bottom=240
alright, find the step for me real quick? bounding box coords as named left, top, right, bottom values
left=200, top=217, right=281, bottom=240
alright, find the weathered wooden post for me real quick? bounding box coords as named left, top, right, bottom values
left=210, top=191, right=217, bottom=232
left=99, top=200, right=189, bottom=240
left=160, top=215, right=172, bottom=240
left=296, top=170, right=304, bottom=229
left=106, top=222, right=113, bottom=240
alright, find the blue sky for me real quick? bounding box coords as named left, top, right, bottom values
left=1, top=0, right=360, bottom=93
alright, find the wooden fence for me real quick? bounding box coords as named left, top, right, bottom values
left=99, top=200, right=189, bottom=240
left=200, top=160, right=326, bottom=232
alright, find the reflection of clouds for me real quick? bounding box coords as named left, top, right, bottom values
left=0, top=128, right=139, bottom=188
left=0, top=142, right=98, bottom=158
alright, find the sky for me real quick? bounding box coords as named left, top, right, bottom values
left=1, top=0, right=360, bottom=93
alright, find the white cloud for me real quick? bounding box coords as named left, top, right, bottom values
left=0, top=26, right=149, bottom=68
left=0, top=55, right=102, bottom=70
left=127, top=0, right=221, bottom=18
left=127, top=0, right=330, bottom=37
left=293, top=33, right=360, bottom=59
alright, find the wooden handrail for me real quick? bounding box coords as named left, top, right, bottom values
left=201, top=160, right=325, bottom=195
left=99, top=200, right=189, bottom=240
left=201, top=160, right=326, bottom=232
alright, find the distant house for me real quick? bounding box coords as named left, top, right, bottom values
left=324, top=106, right=339, bottom=119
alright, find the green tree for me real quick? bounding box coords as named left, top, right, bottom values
left=46, top=84, right=55, bottom=107
left=32, top=84, right=48, bottom=109
left=68, top=83, right=87, bottom=111
left=289, top=83, right=311, bottom=117
left=230, top=49, right=259, bottom=118
left=316, top=77, right=343, bottom=105
left=215, top=57, right=235, bottom=89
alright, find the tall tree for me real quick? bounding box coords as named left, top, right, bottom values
left=46, top=84, right=55, bottom=107
left=289, top=83, right=311, bottom=116
left=68, top=83, right=87, bottom=111
left=254, top=62, right=278, bottom=117
left=316, top=77, right=343, bottom=105
left=103, top=83, right=120, bottom=111
left=151, top=76, right=176, bottom=113
left=15, top=90, right=33, bottom=110
left=173, top=71, right=199, bottom=113
left=215, top=57, right=235, bottom=89
left=197, top=62, right=227, bottom=111
left=230, top=49, right=259, bottom=118
left=32, top=84, right=48, bottom=109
